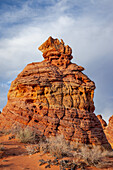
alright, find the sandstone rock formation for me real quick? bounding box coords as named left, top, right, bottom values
left=104, top=115, right=113, bottom=148
left=0, top=37, right=111, bottom=149
left=97, top=115, right=107, bottom=129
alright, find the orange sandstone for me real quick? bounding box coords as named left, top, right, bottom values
left=104, top=115, right=113, bottom=148
left=97, top=115, right=107, bottom=129
left=0, top=37, right=111, bottom=149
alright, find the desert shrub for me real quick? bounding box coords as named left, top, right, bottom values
left=15, top=126, right=37, bottom=143
left=0, top=129, right=11, bottom=135
left=39, top=141, right=49, bottom=154
left=26, top=145, right=40, bottom=155
left=73, top=145, right=113, bottom=168
left=48, top=135, right=71, bottom=158
left=39, top=134, right=71, bottom=158
left=79, top=145, right=103, bottom=166
left=108, top=151, right=113, bottom=158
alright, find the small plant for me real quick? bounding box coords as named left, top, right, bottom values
left=80, top=145, right=103, bottom=166
left=0, top=129, right=11, bottom=135
left=104, top=150, right=113, bottom=158
left=48, top=135, right=71, bottom=158
left=73, top=145, right=113, bottom=168
left=39, top=141, right=49, bottom=154
left=15, top=126, right=37, bottom=143
left=26, top=145, right=40, bottom=155
left=39, top=134, right=71, bottom=158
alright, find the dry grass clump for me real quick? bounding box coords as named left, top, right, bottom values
left=104, top=150, right=113, bottom=158
left=14, top=126, right=38, bottom=143
left=73, top=144, right=113, bottom=168
left=26, top=145, right=40, bottom=155
left=39, top=134, right=71, bottom=158
left=79, top=145, right=103, bottom=167
left=0, top=129, right=11, bottom=135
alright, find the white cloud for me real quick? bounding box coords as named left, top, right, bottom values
left=0, top=83, right=9, bottom=111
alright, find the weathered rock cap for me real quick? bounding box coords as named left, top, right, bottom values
left=38, top=36, right=73, bottom=67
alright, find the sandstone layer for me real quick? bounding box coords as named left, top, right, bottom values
left=0, top=37, right=111, bottom=149
left=97, top=115, right=107, bottom=130
left=104, top=115, right=113, bottom=148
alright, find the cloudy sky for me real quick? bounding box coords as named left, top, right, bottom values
left=0, top=0, right=113, bottom=123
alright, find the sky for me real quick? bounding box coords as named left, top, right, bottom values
left=0, top=0, right=113, bottom=123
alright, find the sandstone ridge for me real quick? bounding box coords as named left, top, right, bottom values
left=104, top=115, right=113, bottom=148
left=97, top=115, right=107, bottom=130
left=0, top=37, right=111, bottom=149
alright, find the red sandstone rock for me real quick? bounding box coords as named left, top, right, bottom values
left=38, top=36, right=73, bottom=68
left=104, top=115, right=113, bottom=148
left=0, top=37, right=111, bottom=149
left=97, top=115, right=107, bottom=129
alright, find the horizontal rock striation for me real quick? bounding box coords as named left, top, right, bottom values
left=97, top=115, right=107, bottom=130
left=104, top=115, right=113, bottom=148
left=0, top=37, right=111, bottom=149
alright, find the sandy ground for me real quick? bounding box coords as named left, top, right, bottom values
left=0, top=134, right=113, bottom=170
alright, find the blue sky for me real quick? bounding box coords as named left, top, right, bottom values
left=0, top=0, right=113, bottom=123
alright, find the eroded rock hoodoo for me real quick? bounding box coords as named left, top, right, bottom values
left=0, top=37, right=111, bottom=148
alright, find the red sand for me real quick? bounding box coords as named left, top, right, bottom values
left=0, top=134, right=113, bottom=170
